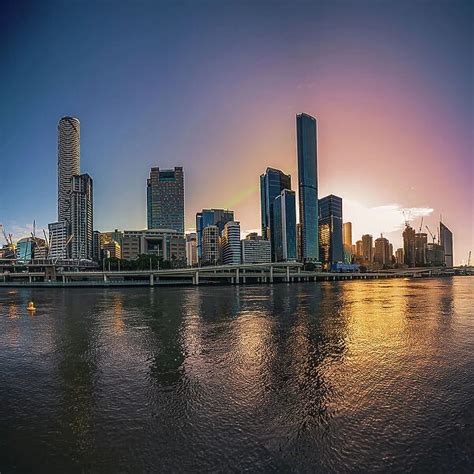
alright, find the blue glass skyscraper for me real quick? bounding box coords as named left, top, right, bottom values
left=318, top=194, right=343, bottom=266
left=260, top=167, right=291, bottom=261
left=273, top=189, right=297, bottom=261
left=297, top=113, right=319, bottom=262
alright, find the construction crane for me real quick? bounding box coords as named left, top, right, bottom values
left=64, top=233, right=74, bottom=259
left=402, top=209, right=411, bottom=227
left=0, top=224, right=13, bottom=246
left=418, top=216, right=424, bottom=233
left=425, top=225, right=436, bottom=244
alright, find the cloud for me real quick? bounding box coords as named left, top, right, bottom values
left=345, top=200, right=434, bottom=241
left=0, top=222, right=49, bottom=244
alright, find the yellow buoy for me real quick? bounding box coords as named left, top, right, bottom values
left=27, top=301, right=36, bottom=312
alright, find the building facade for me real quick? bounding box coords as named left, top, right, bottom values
left=297, top=113, right=319, bottom=262
left=318, top=195, right=343, bottom=266
left=196, top=209, right=234, bottom=261
left=241, top=234, right=271, bottom=264
left=403, top=225, right=416, bottom=267
left=186, top=233, right=198, bottom=267
left=260, top=167, right=291, bottom=260
left=415, top=233, right=428, bottom=266
left=343, top=222, right=352, bottom=263
left=48, top=221, right=70, bottom=259
left=102, top=240, right=121, bottom=259
left=70, top=174, right=93, bottom=260
left=440, top=222, right=453, bottom=267
left=58, top=117, right=80, bottom=223
left=201, top=225, right=220, bottom=265
left=273, top=189, right=297, bottom=261
left=147, top=167, right=184, bottom=235
left=374, top=235, right=391, bottom=266
left=122, top=229, right=185, bottom=263
left=395, top=248, right=404, bottom=265
left=221, top=221, right=241, bottom=264
left=361, top=234, right=374, bottom=263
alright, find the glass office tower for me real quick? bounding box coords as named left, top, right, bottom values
left=273, top=189, right=297, bottom=262
left=297, top=113, right=319, bottom=262
left=318, top=194, right=343, bottom=266
left=439, top=222, right=453, bottom=267
left=260, top=167, right=291, bottom=261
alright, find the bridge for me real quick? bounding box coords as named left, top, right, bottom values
left=0, top=260, right=469, bottom=287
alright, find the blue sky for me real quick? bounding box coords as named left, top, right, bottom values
left=1, top=0, right=472, bottom=263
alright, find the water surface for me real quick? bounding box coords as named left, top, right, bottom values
left=0, top=278, right=473, bottom=472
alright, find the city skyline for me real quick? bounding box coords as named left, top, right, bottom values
left=0, top=0, right=472, bottom=265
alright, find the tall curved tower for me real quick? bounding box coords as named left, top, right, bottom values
left=58, top=116, right=80, bottom=222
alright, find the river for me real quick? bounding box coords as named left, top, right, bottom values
left=0, top=277, right=472, bottom=472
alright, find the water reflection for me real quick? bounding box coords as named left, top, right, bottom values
left=0, top=278, right=471, bottom=472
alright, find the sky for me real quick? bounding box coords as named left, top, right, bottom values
left=0, top=0, right=472, bottom=264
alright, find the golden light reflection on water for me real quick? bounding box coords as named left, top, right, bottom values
left=112, top=294, right=125, bottom=334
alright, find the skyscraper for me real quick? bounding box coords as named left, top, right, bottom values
left=318, top=195, right=343, bottom=266
left=201, top=225, right=220, bottom=265
left=361, top=234, right=374, bottom=263
left=147, top=167, right=184, bottom=234
left=440, top=222, right=453, bottom=267
left=415, top=233, right=428, bottom=266
left=343, top=222, right=352, bottom=263
left=58, top=117, right=80, bottom=223
left=403, top=225, right=416, bottom=267
left=297, top=113, right=319, bottom=262
left=70, top=174, right=93, bottom=260
left=395, top=248, right=404, bottom=265
left=260, top=167, right=291, bottom=260
left=273, top=189, right=297, bottom=261
left=48, top=221, right=69, bottom=260
left=196, top=209, right=234, bottom=261
left=374, top=235, right=391, bottom=266
left=221, top=221, right=241, bottom=264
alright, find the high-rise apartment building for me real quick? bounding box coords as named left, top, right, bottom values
left=374, top=235, right=391, bottom=266
left=201, top=225, right=220, bottom=265
left=196, top=209, right=234, bottom=261
left=361, top=234, right=374, bottom=263
left=221, top=221, right=241, bottom=265
left=395, top=248, right=404, bottom=265
left=260, top=167, right=291, bottom=260
left=297, top=113, right=319, bottom=262
left=58, top=117, right=80, bottom=223
left=318, top=195, right=343, bottom=266
left=70, top=174, right=93, bottom=260
left=403, top=225, right=416, bottom=267
left=48, top=221, right=70, bottom=259
left=273, top=189, right=297, bottom=261
left=355, top=240, right=363, bottom=258
left=439, top=222, right=453, bottom=267
left=147, top=167, right=184, bottom=234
